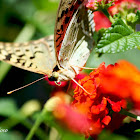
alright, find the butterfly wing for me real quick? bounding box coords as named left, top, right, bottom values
left=0, top=35, right=56, bottom=76
left=54, top=0, right=85, bottom=56
left=58, top=4, right=95, bottom=74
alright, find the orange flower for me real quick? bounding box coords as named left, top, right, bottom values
left=72, top=62, right=124, bottom=136
left=52, top=61, right=140, bottom=138
left=72, top=60, right=140, bottom=137
left=100, top=60, right=140, bottom=108
left=53, top=104, right=94, bottom=136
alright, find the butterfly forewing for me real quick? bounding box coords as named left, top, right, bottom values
left=0, top=0, right=95, bottom=82
left=0, top=35, right=56, bottom=76
left=58, top=4, right=95, bottom=74
left=54, top=0, right=85, bottom=56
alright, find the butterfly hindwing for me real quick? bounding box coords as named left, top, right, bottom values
left=54, top=0, right=85, bottom=56
left=58, top=4, right=95, bottom=74
left=0, top=35, right=56, bottom=76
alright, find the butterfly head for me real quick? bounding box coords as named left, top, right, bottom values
left=48, top=67, right=75, bottom=83
left=48, top=71, right=59, bottom=82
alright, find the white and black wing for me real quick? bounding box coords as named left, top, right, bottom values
left=58, top=4, right=95, bottom=74
left=0, top=35, right=56, bottom=76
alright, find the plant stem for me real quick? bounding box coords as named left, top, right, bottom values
left=0, top=23, right=36, bottom=83
left=0, top=112, right=47, bottom=140
left=120, top=109, right=137, bottom=119
left=25, top=109, right=48, bottom=140
left=101, top=8, right=115, bottom=23
left=22, top=118, right=48, bottom=140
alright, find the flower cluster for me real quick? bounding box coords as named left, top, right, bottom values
left=86, top=0, right=140, bottom=31
left=48, top=0, right=140, bottom=138
left=72, top=60, right=140, bottom=136
left=100, top=60, right=140, bottom=109
left=109, top=0, right=140, bottom=15
left=52, top=60, right=140, bottom=138
left=86, top=0, right=117, bottom=10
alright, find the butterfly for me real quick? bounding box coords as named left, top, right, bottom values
left=0, top=0, right=95, bottom=89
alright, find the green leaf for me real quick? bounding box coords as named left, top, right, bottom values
left=98, top=130, right=128, bottom=140
left=32, top=0, right=59, bottom=11
left=0, top=98, right=18, bottom=117
left=95, top=18, right=140, bottom=53
left=61, top=131, right=85, bottom=140
left=135, top=129, right=140, bottom=132
left=0, top=131, right=23, bottom=140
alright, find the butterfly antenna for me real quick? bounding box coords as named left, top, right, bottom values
left=71, top=78, right=90, bottom=94
left=7, top=75, right=48, bottom=94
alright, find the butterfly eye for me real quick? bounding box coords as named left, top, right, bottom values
left=48, top=76, right=57, bottom=81
left=52, top=72, right=59, bottom=79
left=48, top=72, right=59, bottom=81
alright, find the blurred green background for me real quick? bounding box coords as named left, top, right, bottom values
left=0, top=0, right=140, bottom=139
left=0, top=0, right=59, bottom=139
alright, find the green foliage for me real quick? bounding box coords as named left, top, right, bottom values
left=135, top=129, right=140, bottom=132
left=126, top=10, right=140, bottom=29
left=32, top=0, right=59, bottom=11
left=135, top=10, right=140, bottom=24
left=60, top=132, right=85, bottom=140
left=0, top=1, right=140, bottom=140
left=96, top=18, right=140, bottom=54
left=0, top=98, right=18, bottom=117
left=98, top=130, right=129, bottom=140
left=0, top=132, right=24, bottom=140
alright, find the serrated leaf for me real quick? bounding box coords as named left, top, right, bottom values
left=95, top=18, right=140, bottom=53
left=96, top=31, right=140, bottom=53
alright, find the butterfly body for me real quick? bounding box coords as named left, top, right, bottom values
left=0, top=0, right=95, bottom=83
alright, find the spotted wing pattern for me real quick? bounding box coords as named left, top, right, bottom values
left=58, top=4, right=95, bottom=74
left=54, top=0, right=86, bottom=56
left=0, top=35, right=56, bottom=76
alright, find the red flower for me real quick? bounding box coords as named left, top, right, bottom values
left=86, top=0, right=117, bottom=10
left=86, top=0, right=140, bottom=31
left=86, top=0, right=103, bottom=10
left=109, top=0, right=140, bottom=15
left=72, top=62, right=124, bottom=136
left=100, top=60, right=140, bottom=109
left=51, top=60, right=140, bottom=138
left=93, top=11, right=112, bottom=31
left=53, top=104, right=94, bottom=136
left=71, top=60, right=140, bottom=137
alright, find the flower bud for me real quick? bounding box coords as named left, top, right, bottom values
left=44, top=93, right=71, bottom=112
left=21, top=100, right=41, bottom=116
left=127, top=13, right=136, bottom=22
